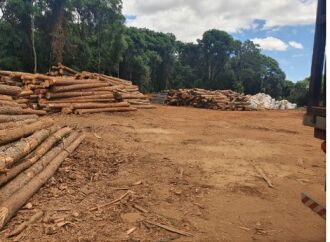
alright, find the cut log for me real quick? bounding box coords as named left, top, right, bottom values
left=0, top=100, right=20, bottom=107
left=39, top=97, right=116, bottom=104
left=0, top=85, right=21, bottom=96
left=0, top=133, right=84, bottom=229
left=51, top=79, right=103, bottom=86
left=46, top=91, right=114, bottom=99
left=74, top=107, right=137, bottom=114
left=131, top=105, right=157, bottom=109
left=0, top=127, right=72, bottom=186
left=0, top=119, right=38, bottom=130
left=0, top=125, right=61, bottom=172
left=0, top=131, right=79, bottom=202
left=0, top=95, right=13, bottom=101
left=0, top=118, right=53, bottom=146
left=47, top=101, right=129, bottom=109
left=0, top=115, right=38, bottom=123
left=51, top=83, right=110, bottom=93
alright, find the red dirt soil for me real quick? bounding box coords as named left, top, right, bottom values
left=0, top=106, right=326, bottom=241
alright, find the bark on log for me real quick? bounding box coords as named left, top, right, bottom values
left=0, top=131, right=79, bottom=202
left=0, top=95, right=13, bottom=101
left=51, top=79, right=103, bottom=86
left=0, top=115, right=38, bottom=123
left=0, top=100, right=20, bottom=107
left=0, top=119, right=38, bottom=130
left=39, top=97, right=116, bottom=104
left=0, top=85, right=21, bottom=96
left=0, top=133, right=84, bottom=229
left=0, top=125, right=61, bottom=172
left=51, top=83, right=110, bottom=93
left=75, top=107, right=137, bottom=114
left=131, top=105, right=157, bottom=109
left=0, top=127, right=72, bottom=186
left=0, top=118, right=53, bottom=146
left=46, top=91, right=113, bottom=99
left=47, top=101, right=129, bottom=109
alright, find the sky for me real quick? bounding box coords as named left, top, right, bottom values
left=122, top=0, right=318, bottom=82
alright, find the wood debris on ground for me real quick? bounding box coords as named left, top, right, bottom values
left=165, top=88, right=254, bottom=111
left=0, top=64, right=155, bottom=115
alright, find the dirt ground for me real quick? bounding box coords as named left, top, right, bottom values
left=1, top=106, right=326, bottom=241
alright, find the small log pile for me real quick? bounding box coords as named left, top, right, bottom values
left=0, top=116, right=84, bottom=230
left=165, top=88, right=253, bottom=111
left=0, top=64, right=155, bottom=114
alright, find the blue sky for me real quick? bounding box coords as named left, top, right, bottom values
left=233, top=22, right=315, bottom=82
left=122, top=0, right=317, bottom=82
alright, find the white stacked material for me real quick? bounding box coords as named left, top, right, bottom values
left=247, top=93, right=297, bottom=110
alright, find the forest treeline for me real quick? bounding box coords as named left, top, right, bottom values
left=0, top=0, right=309, bottom=105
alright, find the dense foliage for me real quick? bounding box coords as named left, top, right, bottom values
left=0, top=0, right=309, bottom=105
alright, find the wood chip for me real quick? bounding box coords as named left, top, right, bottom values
left=126, top=227, right=137, bottom=235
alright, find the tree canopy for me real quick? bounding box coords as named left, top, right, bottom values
left=0, top=0, right=309, bottom=105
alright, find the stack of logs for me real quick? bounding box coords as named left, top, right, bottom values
left=165, top=88, right=253, bottom=111
left=0, top=64, right=154, bottom=115
left=0, top=86, right=84, bottom=230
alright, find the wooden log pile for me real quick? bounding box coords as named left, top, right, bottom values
left=0, top=64, right=155, bottom=114
left=165, top=88, right=254, bottom=111
left=0, top=114, right=84, bottom=230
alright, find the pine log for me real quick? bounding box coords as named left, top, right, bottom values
left=0, top=125, right=60, bottom=172
left=47, top=101, right=129, bottom=109
left=0, top=131, right=79, bottom=202
left=0, top=100, right=20, bottom=107
left=16, top=99, right=30, bottom=104
left=75, top=107, right=137, bottom=114
left=18, top=90, right=34, bottom=97
left=0, top=95, right=13, bottom=101
left=0, top=85, right=21, bottom=96
left=39, top=97, right=116, bottom=104
left=0, top=119, right=38, bottom=130
left=21, top=109, right=47, bottom=116
left=0, top=118, right=53, bottom=146
left=46, top=91, right=114, bottom=99
left=0, top=115, right=38, bottom=123
left=131, top=105, right=156, bottom=109
left=51, top=83, right=110, bottom=93
left=51, top=79, right=103, bottom=86
left=0, top=135, right=84, bottom=229
left=0, top=133, right=84, bottom=229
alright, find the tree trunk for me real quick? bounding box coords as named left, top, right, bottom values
left=0, top=119, right=38, bottom=130
left=47, top=101, right=129, bottom=109
left=0, top=127, right=72, bottom=186
left=0, top=131, right=79, bottom=202
left=0, top=133, right=84, bottom=229
left=0, top=125, right=61, bottom=172
left=51, top=83, right=110, bottom=93
left=50, top=0, right=66, bottom=65
left=0, top=115, right=38, bottom=123
left=0, top=118, right=53, bottom=146
left=31, top=0, right=37, bottom=73
left=0, top=85, right=21, bottom=96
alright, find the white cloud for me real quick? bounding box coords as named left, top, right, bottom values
left=289, top=41, right=304, bottom=49
left=251, top=37, right=289, bottom=51
left=122, top=0, right=317, bottom=42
